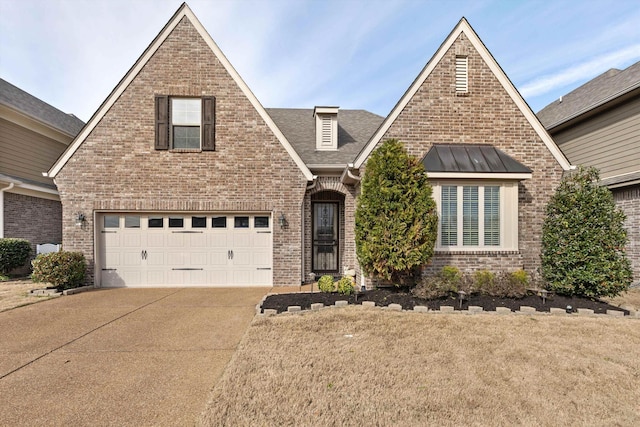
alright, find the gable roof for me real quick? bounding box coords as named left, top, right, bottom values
left=266, top=108, right=384, bottom=167
left=0, top=78, right=84, bottom=137
left=47, top=3, right=313, bottom=180
left=352, top=18, right=571, bottom=171
left=537, top=61, right=640, bottom=130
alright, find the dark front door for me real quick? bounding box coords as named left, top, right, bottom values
left=312, top=202, right=339, bottom=273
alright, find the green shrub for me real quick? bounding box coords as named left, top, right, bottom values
left=541, top=166, right=632, bottom=297
left=411, top=266, right=464, bottom=300
left=0, top=238, right=32, bottom=274
left=355, top=139, right=438, bottom=286
left=337, top=277, right=354, bottom=295
left=318, top=275, right=335, bottom=293
left=32, top=251, right=86, bottom=290
left=508, top=270, right=529, bottom=287
left=441, top=265, right=462, bottom=285
left=478, top=271, right=528, bottom=298
left=473, top=269, right=495, bottom=291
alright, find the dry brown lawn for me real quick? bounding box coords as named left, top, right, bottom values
left=0, top=279, right=57, bottom=312
left=200, top=307, right=640, bottom=426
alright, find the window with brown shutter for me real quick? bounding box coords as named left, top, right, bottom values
left=155, top=95, right=169, bottom=150
left=202, top=96, right=216, bottom=151
left=154, top=96, right=216, bottom=151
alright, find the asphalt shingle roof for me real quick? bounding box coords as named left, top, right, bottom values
left=0, top=78, right=85, bottom=136
left=537, top=61, right=640, bottom=129
left=422, top=144, right=531, bottom=173
left=266, top=108, right=384, bottom=166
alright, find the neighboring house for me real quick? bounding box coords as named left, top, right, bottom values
left=0, top=78, right=84, bottom=267
left=46, top=4, right=570, bottom=288
left=538, top=61, right=640, bottom=284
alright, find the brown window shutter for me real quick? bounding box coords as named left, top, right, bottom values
left=155, top=95, right=169, bottom=150
left=202, top=96, right=216, bottom=151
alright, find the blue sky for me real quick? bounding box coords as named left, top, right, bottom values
left=1, top=0, right=639, bottom=123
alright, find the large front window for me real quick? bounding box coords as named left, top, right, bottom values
left=435, top=181, right=518, bottom=251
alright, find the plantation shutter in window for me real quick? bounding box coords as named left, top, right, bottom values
left=154, top=95, right=169, bottom=150
left=484, top=186, right=500, bottom=246
left=462, top=186, right=478, bottom=245
left=202, top=96, right=216, bottom=151
left=441, top=186, right=458, bottom=246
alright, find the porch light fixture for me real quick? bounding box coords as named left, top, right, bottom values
left=278, top=213, right=288, bottom=228
left=75, top=212, right=86, bottom=227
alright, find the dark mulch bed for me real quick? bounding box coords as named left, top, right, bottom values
left=261, top=288, right=630, bottom=315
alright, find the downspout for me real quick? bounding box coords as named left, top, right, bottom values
left=0, top=183, right=15, bottom=238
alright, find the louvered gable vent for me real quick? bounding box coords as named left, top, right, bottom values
left=314, top=106, right=339, bottom=151
left=455, top=55, right=468, bottom=93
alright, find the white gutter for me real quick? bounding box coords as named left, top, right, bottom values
left=0, top=183, right=15, bottom=238
left=306, top=176, right=318, bottom=190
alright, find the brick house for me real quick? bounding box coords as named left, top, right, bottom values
left=47, top=4, right=570, bottom=288
left=1, top=78, right=84, bottom=267
left=538, top=61, right=640, bottom=284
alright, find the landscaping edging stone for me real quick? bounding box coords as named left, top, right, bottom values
left=257, top=293, right=638, bottom=319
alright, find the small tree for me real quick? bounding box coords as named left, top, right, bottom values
left=355, top=139, right=438, bottom=286
left=541, top=166, right=632, bottom=297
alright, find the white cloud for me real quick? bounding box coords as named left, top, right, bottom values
left=520, top=45, right=640, bottom=99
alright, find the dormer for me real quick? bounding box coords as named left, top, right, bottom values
left=313, top=106, right=339, bottom=151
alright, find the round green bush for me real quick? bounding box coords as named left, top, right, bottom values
left=337, top=277, right=354, bottom=295
left=318, top=275, right=335, bottom=293
left=0, top=238, right=32, bottom=274
left=32, top=251, right=86, bottom=290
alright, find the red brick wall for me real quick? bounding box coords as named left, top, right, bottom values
left=54, top=17, right=307, bottom=286
left=365, top=33, right=565, bottom=276
left=613, top=185, right=640, bottom=284
left=3, top=192, right=62, bottom=270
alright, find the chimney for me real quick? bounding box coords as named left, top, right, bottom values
left=313, top=106, right=339, bottom=151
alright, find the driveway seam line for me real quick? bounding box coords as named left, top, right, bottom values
left=0, top=288, right=184, bottom=380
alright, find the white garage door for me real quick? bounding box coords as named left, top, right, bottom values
left=98, top=213, right=272, bottom=287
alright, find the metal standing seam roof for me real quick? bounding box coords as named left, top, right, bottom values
left=422, top=144, right=531, bottom=173
left=0, top=78, right=85, bottom=136
left=266, top=108, right=384, bottom=166
left=537, top=61, right=640, bottom=129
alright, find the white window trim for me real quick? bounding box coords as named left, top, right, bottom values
left=171, top=97, right=202, bottom=149
left=432, top=180, right=519, bottom=252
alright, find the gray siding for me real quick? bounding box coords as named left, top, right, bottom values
left=0, top=117, right=67, bottom=185
left=553, top=96, right=640, bottom=180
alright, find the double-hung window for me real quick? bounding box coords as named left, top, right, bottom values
left=435, top=181, right=517, bottom=251
left=154, top=95, right=216, bottom=151
left=171, top=98, right=201, bottom=149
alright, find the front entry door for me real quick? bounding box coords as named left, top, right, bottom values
left=312, top=202, right=339, bottom=273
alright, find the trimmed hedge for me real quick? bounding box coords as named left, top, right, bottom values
left=32, top=251, right=86, bottom=290
left=0, top=238, right=31, bottom=274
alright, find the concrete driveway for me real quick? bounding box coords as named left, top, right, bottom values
left=0, top=287, right=268, bottom=426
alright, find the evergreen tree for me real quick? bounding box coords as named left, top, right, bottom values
left=541, top=166, right=632, bottom=297
left=355, top=139, right=438, bottom=286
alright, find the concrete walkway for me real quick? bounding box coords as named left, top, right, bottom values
left=0, top=287, right=268, bottom=426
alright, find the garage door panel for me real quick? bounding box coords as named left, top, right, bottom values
left=209, top=234, right=227, bottom=247
left=123, top=234, right=141, bottom=247
left=167, top=233, right=185, bottom=247
left=190, top=251, right=207, bottom=265
left=207, top=270, right=228, bottom=285
left=188, top=234, right=207, bottom=247
left=147, top=234, right=165, bottom=247
left=99, top=213, right=272, bottom=287
left=123, top=251, right=142, bottom=266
